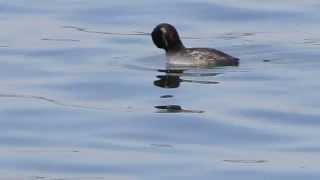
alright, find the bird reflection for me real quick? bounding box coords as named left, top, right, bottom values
left=155, top=105, right=204, bottom=113
left=154, top=74, right=181, bottom=88
left=154, top=69, right=220, bottom=89
left=153, top=68, right=220, bottom=113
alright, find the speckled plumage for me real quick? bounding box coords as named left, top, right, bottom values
left=151, top=23, right=239, bottom=66
left=169, top=48, right=239, bottom=66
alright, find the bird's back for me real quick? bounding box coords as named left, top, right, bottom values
left=167, top=48, right=239, bottom=66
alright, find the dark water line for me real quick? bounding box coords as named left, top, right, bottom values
left=182, top=79, right=219, bottom=84
left=62, top=25, right=151, bottom=36
left=41, top=38, right=81, bottom=42
left=0, top=94, right=206, bottom=114
left=11, top=149, right=80, bottom=153
left=224, top=159, right=268, bottom=164
left=3, top=175, right=105, bottom=180
left=0, top=94, right=113, bottom=111
left=61, top=25, right=201, bottom=39
left=61, top=25, right=290, bottom=41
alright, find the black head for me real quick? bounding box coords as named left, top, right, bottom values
left=151, top=23, right=185, bottom=53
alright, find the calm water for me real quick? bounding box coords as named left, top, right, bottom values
left=0, top=0, right=320, bottom=179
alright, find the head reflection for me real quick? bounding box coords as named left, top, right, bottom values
left=154, top=69, right=184, bottom=88
left=154, top=69, right=219, bottom=89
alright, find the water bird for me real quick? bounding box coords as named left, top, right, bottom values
left=151, top=23, right=239, bottom=66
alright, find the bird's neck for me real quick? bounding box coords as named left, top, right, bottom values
left=166, top=43, right=185, bottom=55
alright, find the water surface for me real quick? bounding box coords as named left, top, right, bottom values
left=0, top=0, right=320, bottom=179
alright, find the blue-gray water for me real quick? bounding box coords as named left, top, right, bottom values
left=0, top=0, right=320, bottom=179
